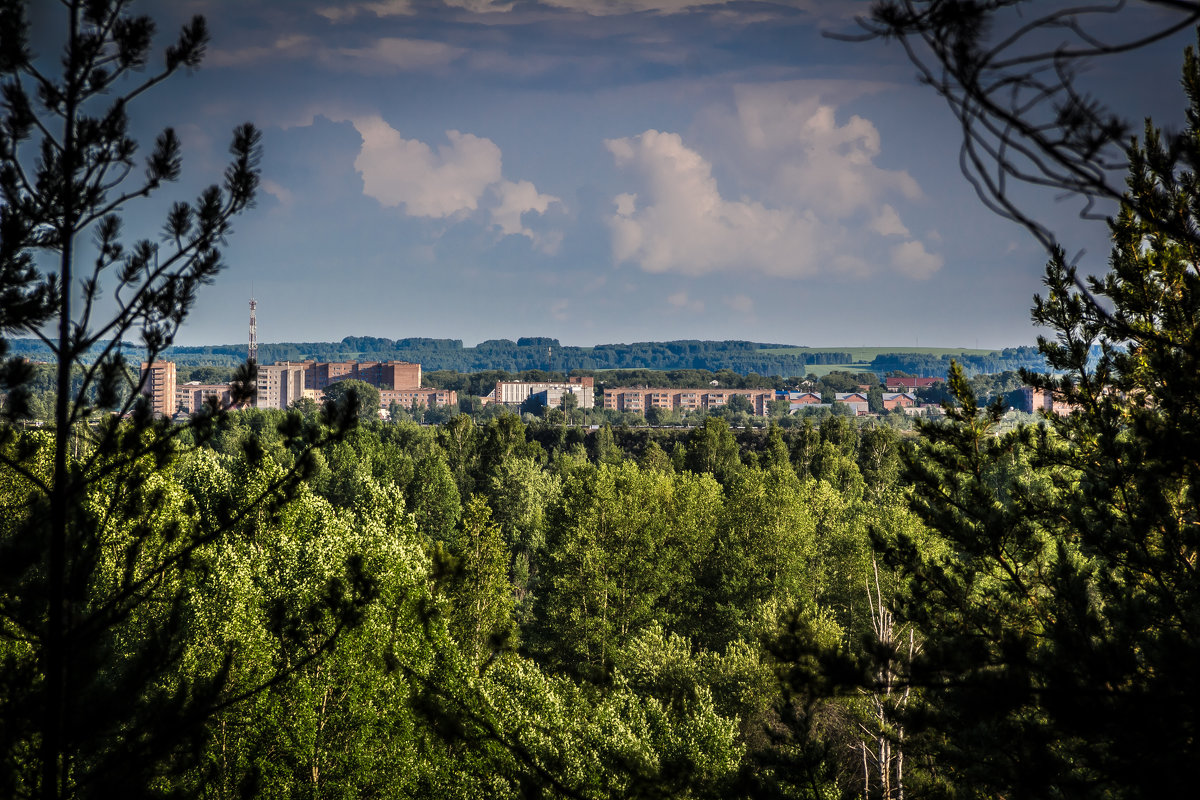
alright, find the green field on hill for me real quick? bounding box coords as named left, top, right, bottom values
left=759, top=346, right=997, bottom=378
left=761, top=346, right=995, bottom=360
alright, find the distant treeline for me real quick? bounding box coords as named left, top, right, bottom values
left=869, top=347, right=1048, bottom=377
left=108, top=337, right=813, bottom=377
left=9, top=336, right=1050, bottom=379
left=424, top=368, right=787, bottom=396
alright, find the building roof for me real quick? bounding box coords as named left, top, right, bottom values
left=885, top=376, right=940, bottom=388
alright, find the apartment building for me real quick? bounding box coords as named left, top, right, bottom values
left=176, top=382, right=237, bottom=414
left=257, top=362, right=307, bottom=410
left=139, top=361, right=176, bottom=418
left=1020, top=386, right=1074, bottom=416
left=488, top=376, right=595, bottom=409
left=603, top=387, right=773, bottom=415
left=301, top=360, right=421, bottom=392
left=381, top=388, right=458, bottom=411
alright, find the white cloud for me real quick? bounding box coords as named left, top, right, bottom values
left=890, top=240, right=943, bottom=280
left=550, top=299, right=569, bottom=321
left=491, top=180, right=563, bottom=251
left=342, top=116, right=560, bottom=250
left=606, top=129, right=822, bottom=277
left=352, top=116, right=502, bottom=217
left=261, top=179, right=295, bottom=208
left=870, top=204, right=909, bottom=237
left=605, top=87, right=943, bottom=280
left=728, top=86, right=921, bottom=215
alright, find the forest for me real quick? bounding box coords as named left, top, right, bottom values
left=0, top=408, right=925, bottom=797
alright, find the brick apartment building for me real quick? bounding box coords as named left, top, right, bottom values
left=1020, top=386, right=1073, bottom=416
left=140, top=361, right=177, bottom=417
left=603, top=387, right=773, bottom=415
left=301, top=360, right=421, bottom=392
left=381, top=388, right=457, bottom=411
left=144, top=359, right=448, bottom=415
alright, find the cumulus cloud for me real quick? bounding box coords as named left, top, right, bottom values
left=870, top=204, right=909, bottom=237
left=261, top=179, right=295, bottom=208
left=491, top=180, right=563, bottom=251
left=606, top=130, right=821, bottom=277
left=352, top=116, right=502, bottom=217
left=605, top=87, right=943, bottom=280
left=890, top=240, right=943, bottom=279
left=345, top=115, right=560, bottom=248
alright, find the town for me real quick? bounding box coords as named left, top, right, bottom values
left=141, top=357, right=1070, bottom=421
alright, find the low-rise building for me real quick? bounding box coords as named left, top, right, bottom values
left=781, top=391, right=823, bottom=411
left=834, top=392, right=870, bottom=416
left=882, top=392, right=917, bottom=411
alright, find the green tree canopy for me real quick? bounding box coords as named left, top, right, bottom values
left=836, top=47, right=1200, bottom=798
left=322, top=379, right=381, bottom=423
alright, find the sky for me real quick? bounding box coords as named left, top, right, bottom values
left=25, top=0, right=1199, bottom=349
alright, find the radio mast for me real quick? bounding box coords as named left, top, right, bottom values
left=248, top=298, right=258, bottom=363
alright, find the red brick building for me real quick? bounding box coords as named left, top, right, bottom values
left=1020, top=386, right=1074, bottom=416
left=381, top=388, right=457, bottom=411
left=881, top=392, right=917, bottom=411
left=301, top=360, right=421, bottom=392
left=140, top=361, right=177, bottom=418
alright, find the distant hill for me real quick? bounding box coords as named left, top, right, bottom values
left=7, top=336, right=1049, bottom=378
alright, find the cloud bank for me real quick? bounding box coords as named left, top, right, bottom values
left=606, top=86, right=943, bottom=280
left=349, top=115, right=561, bottom=250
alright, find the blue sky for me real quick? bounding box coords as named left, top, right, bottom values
left=32, top=0, right=1196, bottom=348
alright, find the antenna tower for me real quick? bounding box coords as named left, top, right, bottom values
left=248, top=298, right=258, bottom=363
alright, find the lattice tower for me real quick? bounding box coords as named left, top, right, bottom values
left=248, top=298, right=257, bottom=363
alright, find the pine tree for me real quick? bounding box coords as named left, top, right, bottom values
left=0, top=3, right=363, bottom=797
left=870, top=42, right=1200, bottom=800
